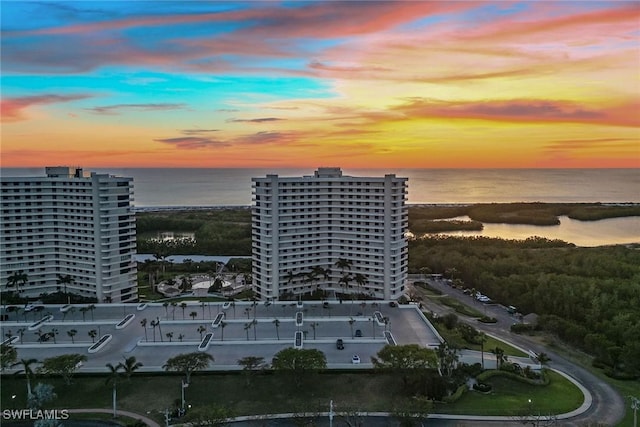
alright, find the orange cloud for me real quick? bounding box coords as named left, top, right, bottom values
left=1, top=94, right=92, bottom=122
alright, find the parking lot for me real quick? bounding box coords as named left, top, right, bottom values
left=1, top=300, right=443, bottom=371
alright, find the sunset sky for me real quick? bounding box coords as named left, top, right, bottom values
left=1, top=1, right=639, bottom=168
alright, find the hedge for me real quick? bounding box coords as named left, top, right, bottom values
left=476, top=368, right=549, bottom=386
left=442, top=383, right=468, bottom=403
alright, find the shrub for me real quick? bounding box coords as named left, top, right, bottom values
left=442, top=383, right=468, bottom=403
left=473, top=382, right=492, bottom=393
left=477, top=316, right=497, bottom=323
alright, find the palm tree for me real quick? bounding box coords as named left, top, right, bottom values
left=171, top=302, right=177, bottom=320
left=272, top=319, right=281, bottom=340
left=197, top=325, right=206, bottom=339
left=120, top=356, right=142, bottom=381
left=56, top=274, right=74, bottom=299
left=190, top=311, right=198, bottom=321
left=219, top=321, right=227, bottom=341
left=7, top=271, right=28, bottom=295
left=348, top=317, right=356, bottom=338
left=244, top=323, right=251, bottom=341
left=49, top=328, right=59, bottom=344
left=13, top=358, right=38, bottom=398
left=88, top=329, right=98, bottom=343
left=16, top=328, right=25, bottom=344
left=155, top=317, right=163, bottom=341
left=87, top=304, right=96, bottom=321
left=166, top=332, right=174, bottom=342
left=79, top=307, right=89, bottom=322
left=478, top=332, right=487, bottom=369
left=354, top=273, right=367, bottom=298
left=251, top=319, right=258, bottom=340
left=178, top=334, right=185, bottom=342
left=180, top=302, right=187, bottom=319
left=310, top=322, right=319, bottom=340
left=492, top=346, right=506, bottom=370
left=200, top=302, right=206, bottom=319
left=230, top=301, right=236, bottom=319
left=140, top=318, right=148, bottom=342
left=105, top=362, right=123, bottom=418
left=150, top=320, right=158, bottom=342
left=162, top=302, right=169, bottom=317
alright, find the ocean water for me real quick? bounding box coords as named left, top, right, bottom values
left=3, top=168, right=638, bottom=207
left=2, top=167, right=639, bottom=246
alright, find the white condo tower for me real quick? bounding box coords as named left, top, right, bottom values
left=251, top=167, right=408, bottom=301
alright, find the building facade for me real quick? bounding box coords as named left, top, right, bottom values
left=252, top=167, right=408, bottom=301
left=0, top=167, right=138, bottom=302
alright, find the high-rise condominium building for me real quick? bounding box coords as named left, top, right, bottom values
left=0, top=167, right=138, bottom=302
left=252, top=167, right=408, bottom=301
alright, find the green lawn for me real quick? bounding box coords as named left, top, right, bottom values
left=433, top=322, right=528, bottom=357
left=1, top=369, right=584, bottom=424
left=438, top=296, right=484, bottom=318
left=435, top=370, right=583, bottom=416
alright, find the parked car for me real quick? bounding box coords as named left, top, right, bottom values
left=351, top=355, right=361, bottom=364
left=355, top=329, right=362, bottom=337
left=389, top=301, right=398, bottom=307
left=336, top=339, right=344, bottom=350
left=23, top=304, right=35, bottom=312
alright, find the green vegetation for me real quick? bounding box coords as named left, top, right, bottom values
left=0, top=368, right=583, bottom=422
left=437, top=370, right=583, bottom=416
left=409, top=202, right=640, bottom=228
left=410, top=235, right=640, bottom=378
left=438, top=296, right=484, bottom=318
left=137, top=209, right=251, bottom=255
left=409, top=219, right=483, bottom=234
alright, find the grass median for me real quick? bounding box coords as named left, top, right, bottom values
left=1, top=368, right=583, bottom=423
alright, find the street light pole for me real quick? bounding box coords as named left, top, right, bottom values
left=630, top=396, right=639, bottom=427
left=329, top=400, right=334, bottom=427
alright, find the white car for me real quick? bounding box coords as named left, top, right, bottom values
left=351, top=355, right=361, bottom=364
left=23, top=304, right=35, bottom=312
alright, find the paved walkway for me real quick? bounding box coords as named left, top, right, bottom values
left=68, top=408, right=161, bottom=427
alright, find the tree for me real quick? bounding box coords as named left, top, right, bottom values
left=120, top=356, right=142, bottom=381
left=190, top=311, right=198, bottom=321
left=436, top=343, right=459, bottom=377
left=1, top=344, right=18, bottom=372
left=140, top=318, right=148, bottom=342
left=491, top=346, right=506, bottom=370
left=49, top=328, right=59, bottom=344
left=87, top=304, right=96, bottom=321
left=166, top=332, right=174, bottom=342
left=163, top=352, right=214, bottom=384
left=271, top=348, right=327, bottom=388
left=56, top=274, right=74, bottom=298
left=180, top=302, right=188, bottom=319
left=105, top=362, right=123, bottom=418
left=354, top=273, right=367, bottom=297
left=310, top=322, right=319, bottom=340
left=219, top=321, right=227, bottom=341
left=171, top=302, right=178, bottom=320
left=371, top=344, right=438, bottom=387
left=88, top=329, right=97, bottom=343
left=244, top=322, right=252, bottom=341
left=237, top=356, right=266, bottom=386
left=197, top=325, right=207, bottom=340
left=476, top=332, right=487, bottom=369
left=7, top=271, right=28, bottom=294
left=79, top=307, right=89, bottom=322
left=349, top=317, right=356, bottom=338
left=272, top=319, right=281, bottom=340
left=13, top=357, right=38, bottom=398
left=17, top=328, right=26, bottom=344
left=38, top=354, right=87, bottom=385
left=163, top=302, right=169, bottom=317
left=28, top=383, right=56, bottom=410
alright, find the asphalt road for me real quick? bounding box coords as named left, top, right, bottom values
left=410, top=276, right=626, bottom=427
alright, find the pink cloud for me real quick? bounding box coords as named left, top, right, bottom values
left=1, top=94, right=92, bottom=122
left=391, top=98, right=640, bottom=127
